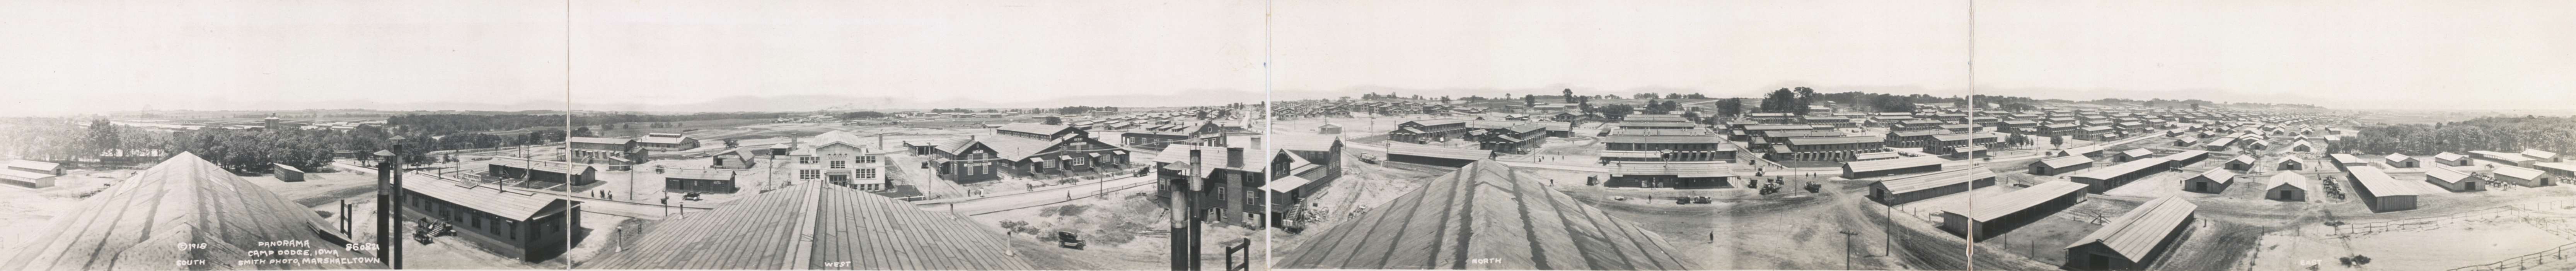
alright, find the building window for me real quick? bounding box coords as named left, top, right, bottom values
left=856, top=168, right=877, bottom=179
left=800, top=157, right=820, bottom=164
left=830, top=160, right=847, bottom=169
left=856, top=155, right=877, bottom=163
left=801, top=170, right=820, bottom=179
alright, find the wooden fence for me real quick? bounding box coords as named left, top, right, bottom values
left=2445, top=242, right=2576, bottom=271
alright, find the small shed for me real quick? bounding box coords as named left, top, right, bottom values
left=273, top=163, right=307, bottom=182
left=2264, top=172, right=2310, bottom=202
left=2287, top=141, right=2313, bottom=152
left=2182, top=169, right=2236, bottom=194
left=1317, top=123, right=1343, bottom=134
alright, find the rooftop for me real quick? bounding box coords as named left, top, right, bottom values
left=2346, top=167, right=2422, bottom=197
left=3, top=153, right=382, bottom=270
left=2064, top=196, right=2198, bottom=262
left=585, top=184, right=1034, bottom=270
left=1951, top=181, right=2090, bottom=221
left=1276, top=161, right=1696, bottom=270
left=1384, top=142, right=1493, bottom=161
left=2072, top=158, right=2170, bottom=180
left=1874, top=166, right=1999, bottom=194
left=1845, top=156, right=1948, bottom=173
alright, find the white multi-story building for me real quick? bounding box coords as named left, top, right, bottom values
left=791, top=131, right=889, bottom=190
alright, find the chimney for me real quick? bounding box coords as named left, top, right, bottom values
left=1226, top=147, right=1243, bottom=168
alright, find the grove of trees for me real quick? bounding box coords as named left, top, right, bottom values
left=2342, top=116, right=2576, bottom=156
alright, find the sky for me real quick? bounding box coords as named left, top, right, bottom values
left=1974, top=0, right=2576, bottom=110
left=0, top=0, right=569, bottom=116
left=1270, top=0, right=1975, bottom=99
left=0, top=0, right=1263, bottom=116
left=566, top=0, right=1265, bottom=108
left=2, top=1, right=2567, bottom=115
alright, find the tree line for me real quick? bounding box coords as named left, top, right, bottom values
left=2341, top=116, right=2576, bottom=156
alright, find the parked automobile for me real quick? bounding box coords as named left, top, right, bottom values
left=1056, top=231, right=1085, bottom=249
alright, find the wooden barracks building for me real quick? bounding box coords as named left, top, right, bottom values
left=905, top=123, right=1129, bottom=183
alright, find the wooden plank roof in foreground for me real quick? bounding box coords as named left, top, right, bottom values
left=1277, top=161, right=1696, bottom=270
left=3, top=153, right=384, bottom=270
left=583, top=184, right=1034, bottom=270
left=2065, top=196, right=2198, bottom=262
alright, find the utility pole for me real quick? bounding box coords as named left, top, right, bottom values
left=1838, top=230, right=1857, bottom=270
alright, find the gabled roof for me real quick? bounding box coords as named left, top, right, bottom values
left=2494, top=165, right=2546, bottom=180
left=6, top=160, right=58, bottom=172
left=2274, top=157, right=2304, bottom=166
left=2328, top=154, right=2366, bottom=165
left=1401, top=119, right=1467, bottom=127
left=2161, top=150, right=2209, bottom=162
left=2034, top=155, right=2094, bottom=169
left=486, top=156, right=596, bottom=175
left=2065, top=196, right=2198, bottom=262
left=2471, top=151, right=2535, bottom=162
left=978, top=136, right=1067, bottom=161
left=2228, top=155, right=2257, bottom=164
left=2523, top=149, right=2559, bottom=160
left=1604, top=134, right=1731, bottom=144
left=2384, top=153, right=2412, bottom=163
left=807, top=130, right=889, bottom=151
left=569, top=136, right=633, bottom=145
left=1952, top=181, right=2090, bottom=221
left=2119, top=149, right=2155, bottom=158
left=1154, top=144, right=1270, bottom=178
left=636, top=134, right=695, bottom=145
left=1277, top=161, right=1696, bottom=270
left=585, top=184, right=1034, bottom=270
left=2425, top=166, right=2476, bottom=184
left=2346, top=167, right=2421, bottom=196
left=1894, top=130, right=1953, bottom=138
left=1384, top=142, right=1492, bottom=161
left=1788, top=135, right=1884, bottom=146
left=1873, top=166, right=1999, bottom=194
left=1845, top=156, right=1947, bottom=173
left=2434, top=152, right=2468, bottom=161
left=2074, top=158, right=2170, bottom=180
left=3, top=153, right=383, bottom=270
left=403, top=173, right=577, bottom=220
left=2192, top=169, right=2238, bottom=184
left=996, top=123, right=1079, bottom=137
left=1607, top=162, right=1736, bottom=178
left=2269, top=172, right=2312, bottom=190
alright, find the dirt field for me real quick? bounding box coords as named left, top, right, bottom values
left=972, top=191, right=1263, bottom=270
